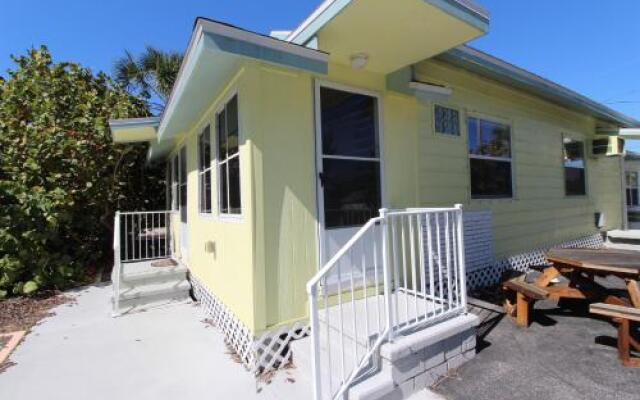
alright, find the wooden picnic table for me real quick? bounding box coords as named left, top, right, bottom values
left=503, top=247, right=640, bottom=367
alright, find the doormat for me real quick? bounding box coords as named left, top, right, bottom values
left=0, top=331, right=26, bottom=365
left=151, top=259, right=178, bottom=268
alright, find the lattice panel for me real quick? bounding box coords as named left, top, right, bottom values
left=191, top=274, right=311, bottom=374
left=466, top=233, right=604, bottom=290
left=190, top=275, right=255, bottom=368
left=252, top=322, right=310, bottom=373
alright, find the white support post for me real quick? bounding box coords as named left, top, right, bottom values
left=308, top=284, right=322, bottom=400
left=380, top=208, right=394, bottom=342
left=454, top=204, right=467, bottom=311
left=112, top=212, right=121, bottom=317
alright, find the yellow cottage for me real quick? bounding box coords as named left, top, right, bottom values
left=109, top=1, right=640, bottom=398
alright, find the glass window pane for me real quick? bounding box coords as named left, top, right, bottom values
left=228, top=157, right=241, bottom=214
left=198, top=126, right=211, bottom=171
left=479, top=119, right=511, bottom=157
left=227, top=96, right=239, bottom=156
left=173, top=156, right=179, bottom=183
left=435, top=105, right=460, bottom=136
left=322, top=159, right=381, bottom=228
left=320, top=87, right=378, bottom=158
left=565, top=167, right=586, bottom=196
left=219, top=163, right=228, bottom=214
left=204, top=170, right=212, bottom=213
left=470, top=158, right=512, bottom=198
left=626, top=172, right=638, bottom=187
left=217, top=111, right=227, bottom=160
left=467, top=117, right=479, bottom=154
left=563, top=139, right=584, bottom=169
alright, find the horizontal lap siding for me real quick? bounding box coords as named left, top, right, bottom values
left=414, top=59, right=622, bottom=259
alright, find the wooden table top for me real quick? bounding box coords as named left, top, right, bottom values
left=546, top=248, right=640, bottom=277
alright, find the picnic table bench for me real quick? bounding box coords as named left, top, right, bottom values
left=502, top=247, right=640, bottom=367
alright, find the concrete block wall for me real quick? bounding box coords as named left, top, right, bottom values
left=349, top=314, right=479, bottom=400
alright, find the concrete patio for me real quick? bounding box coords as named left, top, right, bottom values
left=0, top=284, right=305, bottom=400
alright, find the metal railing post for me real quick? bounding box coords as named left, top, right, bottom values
left=308, top=283, right=322, bottom=400
left=380, top=208, right=395, bottom=342
left=112, top=211, right=121, bottom=317
left=454, top=204, right=467, bottom=311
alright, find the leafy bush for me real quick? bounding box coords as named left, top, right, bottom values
left=0, top=46, right=165, bottom=297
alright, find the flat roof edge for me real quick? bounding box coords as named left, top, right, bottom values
left=287, top=0, right=490, bottom=45
left=109, top=117, right=161, bottom=129
left=437, top=46, right=640, bottom=128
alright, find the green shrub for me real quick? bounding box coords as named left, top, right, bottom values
left=0, top=46, right=165, bottom=297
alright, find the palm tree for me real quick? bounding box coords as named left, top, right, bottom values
left=114, top=46, right=182, bottom=113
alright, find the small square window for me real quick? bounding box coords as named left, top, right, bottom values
left=434, top=105, right=460, bottom=136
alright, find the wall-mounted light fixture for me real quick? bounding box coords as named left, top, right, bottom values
left=350, top=53, right=369, bottom=70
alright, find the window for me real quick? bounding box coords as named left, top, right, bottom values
left=198, top=125, right=212, bottom=214
left=468, top=117, right=512, bottom=198
left=171, top=155, right=179, bottom=211
left=319, top=86, right=381, bottom=228
left=434, top=105, right=460, bottom=136
left=563, top=137, right=586, bottom=196
left=179, top=146, right=187, bottom=223
left=626, top=171, right=638, bottom=206
left=217, top=95, right=241, bottom=215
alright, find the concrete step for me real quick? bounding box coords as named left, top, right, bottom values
left=118, top=279, right=190, bottom=301
left=291, top=334, right=376, bottom=399
left=121, top=262, right=187, bottom=285
left=113, top=279, right=192, bottom=314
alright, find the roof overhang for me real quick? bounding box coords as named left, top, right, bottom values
left=436, top=46, right=640, bottom=129
left=109, top=117, right=160, bottom=143
left=286, top=0, right=489, bottom=74
left=143, top=18, right=329, bottom=162
left=597, top=127, right=640, bottom=139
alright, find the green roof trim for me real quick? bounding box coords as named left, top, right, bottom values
left=437, top=46, right=640, bottom=128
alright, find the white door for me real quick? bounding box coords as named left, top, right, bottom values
left=179, top=146, right=189, bottom=259
left=315, top=82, right=383, bottom=282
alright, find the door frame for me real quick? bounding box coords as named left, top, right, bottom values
left=313, top=79, right=387, bottom=270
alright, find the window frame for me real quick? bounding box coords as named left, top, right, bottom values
left=197, top=125, right=213, bottom=215
left=215, top=91, right=242, bottom=220
left=562, top=134, right=588, bottom=197
left=433, top=103, right=461, bottom=137
left=466, top=114, right=514, bottom=200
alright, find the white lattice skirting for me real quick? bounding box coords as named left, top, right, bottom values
left=190, top=274, right=309, bottom=374
left=466, top=232, right=604, bottom=290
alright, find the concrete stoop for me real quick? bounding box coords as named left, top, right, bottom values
left=290, top=313, right=478, bottom=400
left=347, top=313, right=478, bottom=400
left=605, top=229, right=640, bottom=251
left=112, top=259, right=192, bottom=314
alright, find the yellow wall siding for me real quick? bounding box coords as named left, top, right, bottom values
left=249, top=65, right=318, bottom=330
left=413, top=59, right=623, bottom=258
left=166, top=65, right=259, bottom=331
left=159, top=56, right=624, bottom=333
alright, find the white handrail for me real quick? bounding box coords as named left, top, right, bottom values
left=112, top=212, right=121, bottom=316
left=111, top=210, right=173, bottom=316
left=307, top=205, right=467, bottom=400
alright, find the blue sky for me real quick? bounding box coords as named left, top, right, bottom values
left=1, top=0, right=639, bottom=147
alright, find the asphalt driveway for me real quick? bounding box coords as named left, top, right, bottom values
left=436, top=283, right=640, bottom=400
